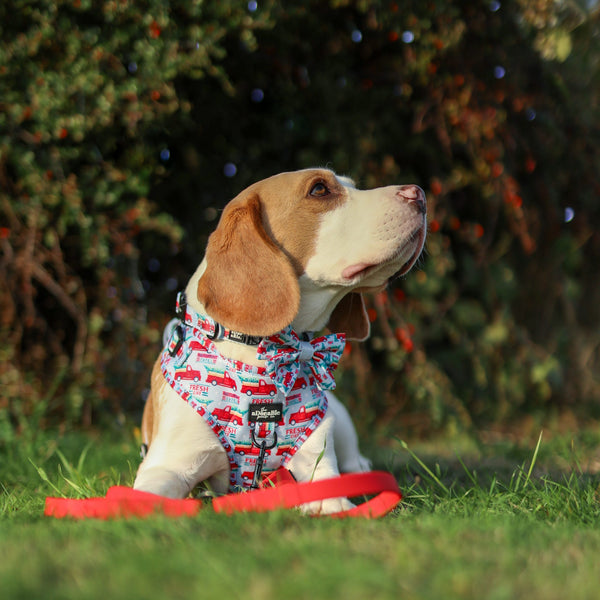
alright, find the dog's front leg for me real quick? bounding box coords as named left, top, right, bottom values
left=134, top=462, right=198, bottom=498
left=134, top=439, right=230, bottom=499
left=286, top=410, right=355, bottom=515
left=134, top=392, right=230, bottom=498
left=328, top=394, right=372, bottom=473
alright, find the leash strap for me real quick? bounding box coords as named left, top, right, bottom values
left=213, top=470, right=402, bottom=518
left=44, top=486, right=202, bottom=519
left=44, top=470, right=401, bottom=520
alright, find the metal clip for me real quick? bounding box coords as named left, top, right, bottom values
left=249, top=424, right=278, bottom=489
left=205, top=321, right=221, bottom=341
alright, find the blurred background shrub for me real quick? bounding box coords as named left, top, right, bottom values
left=1, top=0, right=599, bottom=441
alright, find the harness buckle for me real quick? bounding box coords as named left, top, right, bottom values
left=175, top=291, right=187, bottom=320
left=168, top=324, right=185, bottom=357
left=205, top=321, right=221, bottom=341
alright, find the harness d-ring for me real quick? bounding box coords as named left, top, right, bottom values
left=249, top=424, right=278, bottom=489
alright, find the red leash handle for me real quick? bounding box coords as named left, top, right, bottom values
left=213, top=470, right=402, bottom=518
left=44, top=471, right=402, bottom=520
left=44, top=486, right=201, bottom=519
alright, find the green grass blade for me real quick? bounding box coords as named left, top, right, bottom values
left=28, top=459, right=63, bottom=497
left=399, top=440, right=450, bottom=496
left=455, top=452, right=479, bottom=488
left=310, top=437, right=327, bottom=482
left=523, top=431, right=543, bottom=490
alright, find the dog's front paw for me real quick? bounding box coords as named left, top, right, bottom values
left=133, top=466, right=191, bottom=499
left=299, top=496, right=355, bottom=516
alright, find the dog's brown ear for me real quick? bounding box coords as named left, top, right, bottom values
left=327, top=292, right=370, bottom=341
left=196, top=193, right=300, bottom=336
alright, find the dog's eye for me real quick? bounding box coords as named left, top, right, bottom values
left=310, top=182, right=330, bottom=197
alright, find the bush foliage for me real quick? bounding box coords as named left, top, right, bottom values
left=1, top=0, right=599, bottom=438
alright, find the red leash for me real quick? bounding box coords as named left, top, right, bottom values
left=213, top=470, right=401, bottom=518
left=44, top=470, right=402, bottom=520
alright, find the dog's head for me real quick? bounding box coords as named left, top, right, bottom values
left=194, top=169, right=426, bottom=339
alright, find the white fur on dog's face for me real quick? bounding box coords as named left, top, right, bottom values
left=292, top=172, right=426, bottom=334
left=304, top=176, right=427, bottom=288
left=191, top=167, right=426, bottom=337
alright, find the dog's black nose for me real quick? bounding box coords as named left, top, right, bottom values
left=397, top=185, right=427, bottom=215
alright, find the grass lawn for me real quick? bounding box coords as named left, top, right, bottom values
left=2, top=426, right=600, bottom=600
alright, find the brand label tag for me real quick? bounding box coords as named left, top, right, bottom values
left=248, top=402, right=283, bottom=423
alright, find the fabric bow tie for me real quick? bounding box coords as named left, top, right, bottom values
left=257, top=328, right=346, bottom=396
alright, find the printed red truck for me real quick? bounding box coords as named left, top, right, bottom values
left=234, top=442, right=262, bottom=457
left=174, top=364, right=202, bottom=382
left=188, top=339, right=208, bottom=352
left=289, top=405, right=319, bottom=425
left=281, top=371, right=309, bottom=391
left=276, top=444, right=293, bottom=456
left=291, top=376, right=308, bottom=390
left=240, top=471, right=255, bottom=482
left=240, top=379, right=277, bottom=397
left=206, top=371, right=237, bottom=390
left=211, top=405, right=243, bottom=425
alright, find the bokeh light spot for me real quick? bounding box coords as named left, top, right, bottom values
left=250, top=88, right=264, bottom=102
left=351, top=30, right=363, bottom=43
left=564, top=207, right=575, bottom=223
left=402, top=30, right=415, bottom=44
left=224, top=162, right=237, bottom=177
left=148, top=258, right=160, bottom=273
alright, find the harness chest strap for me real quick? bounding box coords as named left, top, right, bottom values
left=161, top=322, right=329, bottom=491
left=162, top=300, right=346, bottom=492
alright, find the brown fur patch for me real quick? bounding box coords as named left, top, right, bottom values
left=327, top=292, right=370, bottom=341
left=141, top=358, right=165, bottom=447
left=197, top=194, right=300, bottom=336
left=257, top=170, right=347, bottom=275
left=196, top=170, right=348, bottom=336
left=140, top=393, right=154, bottom=446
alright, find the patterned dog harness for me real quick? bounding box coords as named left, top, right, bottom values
left=161, top=298, right=345, bottom=492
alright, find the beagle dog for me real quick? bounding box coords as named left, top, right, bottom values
left=134, top=168, right=426, bottom=514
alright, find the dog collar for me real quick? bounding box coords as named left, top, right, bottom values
left=176, top=291, right=264, bottom=346
left=175, top=291, right=315, bottom=347
left=169, top=292, right=346, bottom=396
